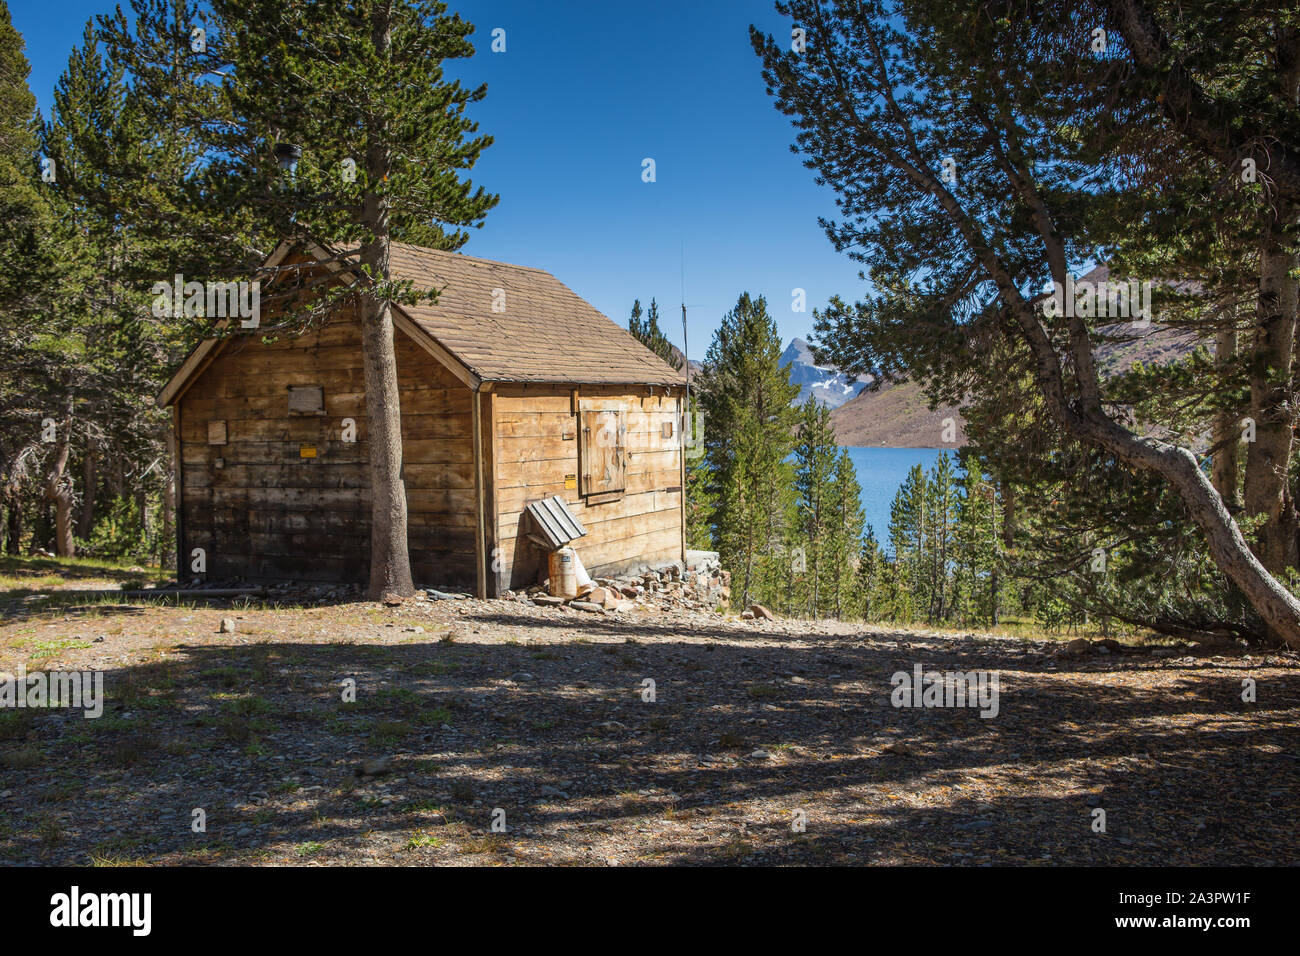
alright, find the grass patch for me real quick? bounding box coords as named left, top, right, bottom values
left=400, top=799, right=447, bottom=815
left=409, top=660, right=460, bottom=676
left=0, top=710, right=35, bottom=741
left=457, top=833, right=507, bottom=856
left=89, top=853, right=149, bottom=867
left=0, top=746, right=42, bottom=769
left=421, top=706, right=453, bottom=727
left=368, top=720, right=413, bottom=746
left=200, top=666, right=241, bottom=688
left=216, top=695, right=274, bottom=717
left=356, top=687, right=421, bottom=715
left=204, top=713, right=269, bottom=743
left=110, top=735, right=158, bottom=767
left=35, top=813, right=65, bottom=845
left=404, top=829, right=443, bottom=850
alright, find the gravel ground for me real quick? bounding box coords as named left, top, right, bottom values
left=2, top=592, right=1298, bottom=866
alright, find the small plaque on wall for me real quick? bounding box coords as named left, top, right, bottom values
left=288, top=386, right=324, bottom=414
left=207, top=420, right=227, bottom=445
left=299, top=443, right=317, bottom=459
left=564, top=473, right=577, bottom=490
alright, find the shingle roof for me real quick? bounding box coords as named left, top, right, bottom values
left=386, top=242, right=685, bottom=387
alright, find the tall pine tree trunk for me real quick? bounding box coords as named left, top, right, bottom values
left=991, top=486, right=1000, bottom=626
left=44, top=400, right=76, bottom=558
left=1211, top=326, right=1240, bottom=509
left=162, top=429, right=176, bottom=571
left=2, top=483, right=19, bottom=554
left=77, top=438, right=96, bottom=540
left=1243, top=201, right=1300, bottom=578
left=359, top=224, right=415, bottom=598
left=358, top=2, right=414, bottom=601
left=359, top=289, right=414, bottom=600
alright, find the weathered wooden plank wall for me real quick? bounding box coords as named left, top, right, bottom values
left=177, top=312, right=476, bottom=585
left=492, top=384, right=684, bottom=590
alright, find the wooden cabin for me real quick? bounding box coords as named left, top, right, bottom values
left=158, top=240, right=688, bottom=596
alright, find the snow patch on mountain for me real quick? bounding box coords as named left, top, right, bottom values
left=780, top=337, right=869, bottom=409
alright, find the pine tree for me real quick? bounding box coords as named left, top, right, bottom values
left=888, top=463, right=928, bottom=623
left=793, top=398, right=837, bottom=617
left=36, top=23, right=173, bottom=558
left=0, top=0, right=47, bottom=554
left=857, top=526, right=885, bottom=621
left=629, top=297, right=681, bottom=370
left=683, top=445, right=714, bottom=551
left=926, top=453, right=960, bottom=622
left=106, top=0, right=498, bottom=597
left=697, top=292, right=799, bottom=608
left=957, top=457, right=1007, bottom=628
left=826, top=448, right=865, bottom=619
left=97, top=0, right=248, bottom=283
left=758, top=0, right=1300, bottom=645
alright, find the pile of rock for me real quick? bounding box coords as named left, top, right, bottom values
left=506, top=550, right=732, bottom=615
left=683, top=550, right=730, bottom=606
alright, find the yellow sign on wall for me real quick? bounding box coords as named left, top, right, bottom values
left=564, top=473, right=577, bottom=490
left=299, top=444, right=317, bottom=459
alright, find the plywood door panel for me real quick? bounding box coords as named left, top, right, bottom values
left=580, top=409, right=626, bottom=496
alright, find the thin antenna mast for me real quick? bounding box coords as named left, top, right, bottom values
left=680, top=242, right=691, bottom=561
left=681, top=303, right=690, bottom=416
left=680, top=240, right=691, bottom=422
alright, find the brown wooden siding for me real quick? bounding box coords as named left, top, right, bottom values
left=177, top=311, right=476, bottom=585
left=492, top=384, right=684, bottom=590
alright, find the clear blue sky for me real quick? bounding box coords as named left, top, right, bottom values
left=10, top=0, right=867, bottom=360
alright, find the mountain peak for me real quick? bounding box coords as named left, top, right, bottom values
left=781, top=337, right=814, bottom=364
left=781, top=337, right=866, bottom=409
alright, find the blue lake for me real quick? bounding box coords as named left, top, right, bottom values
left=845, top=446, right=952, bottom=540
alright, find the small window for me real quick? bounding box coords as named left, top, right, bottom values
left=580, top=409, right=626, bottom=499
left=288, top=385, right=324, bottom=415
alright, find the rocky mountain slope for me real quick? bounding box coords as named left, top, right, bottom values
left=828, top=323, right=1200, bottom=448
left=831, top=380, right=965, bottom=448
left=673, top=319, right=1198, bottom=448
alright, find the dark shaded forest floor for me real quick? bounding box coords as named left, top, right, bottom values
left=1, top=562, right=1297, bottom=866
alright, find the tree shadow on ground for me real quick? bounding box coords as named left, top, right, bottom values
left=3, top=624, right=1297, bottom=866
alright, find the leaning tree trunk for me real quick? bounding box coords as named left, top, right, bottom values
left=1050, top=401, right=1300, bottom=647
left=1003, top=283, right=1300, bottom=647
left=937, top=161, right=1300, bottom=648
left=357, top=4, right=414, bottom=601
